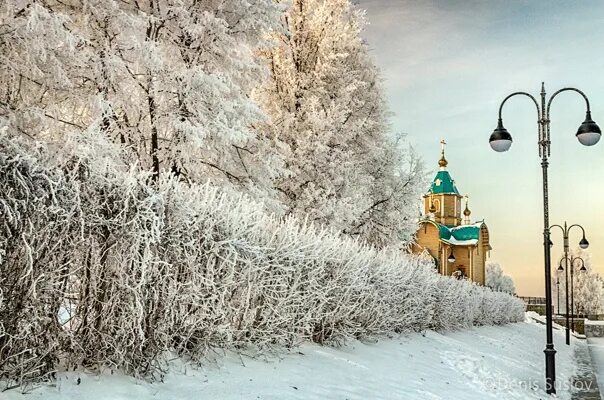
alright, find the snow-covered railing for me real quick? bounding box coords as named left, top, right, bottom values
left=585, top=319, right=604, bottom=337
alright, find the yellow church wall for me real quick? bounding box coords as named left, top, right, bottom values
left=474, top=226, right=490, bottom=285
left=473, top=246, right=486, bottom=285
left=447, top=245, right=472, bottom=278
left=441, top=195, right=462, bottom=226
left=424, top=193, right=463, bottom=226
left=414, top=222, right=442, bottom=266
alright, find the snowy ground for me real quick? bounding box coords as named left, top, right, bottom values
left=4, top=318, right=579, bottom=400
left=587, top=336, right=604, bottom=394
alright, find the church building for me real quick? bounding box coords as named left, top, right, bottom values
left=412, top=141, right=491, bottom=285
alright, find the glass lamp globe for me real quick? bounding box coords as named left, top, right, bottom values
left=576, top=112, right=602, bottom=146
left=490, top=120, right=513, bottom=152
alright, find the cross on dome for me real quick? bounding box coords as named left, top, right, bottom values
left=438, top=139, right=448, bottom=169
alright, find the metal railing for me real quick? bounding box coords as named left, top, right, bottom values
left=518, top=296, right=547, bottom=305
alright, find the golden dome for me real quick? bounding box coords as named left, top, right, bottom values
left=463, top=195, right=471, bottom=217
left=438, top=155, right=448, bottom=168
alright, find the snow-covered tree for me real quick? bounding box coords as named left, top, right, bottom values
left=571, top=250, right=603, bottom=316
left=2, top=0, right=427, bottom=242
left=0, top=0, right=284, bottom=205
left=553, top=249, right=603, bottom=316
left=0, top=1, right=79, bottom=137
left=485, top=262, right=516, bottom=295
left=254, top=0, right=425, bottom=246
left=0, top=1, right=521, bottom=389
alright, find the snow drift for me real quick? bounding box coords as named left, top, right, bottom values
left=4, top=321, right=580, bottom=400
left=0, top=132, right=525, bottom=388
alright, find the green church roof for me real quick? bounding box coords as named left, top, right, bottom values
left=438, top=224, right=452, bottom=240
left=428, top=170, right=460, bottom=195
left=436, top=222, right=483, bottom=245
left=449, top=225, right=480, bottom=241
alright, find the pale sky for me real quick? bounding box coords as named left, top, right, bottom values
left=357, top=0, right=604, bottom=296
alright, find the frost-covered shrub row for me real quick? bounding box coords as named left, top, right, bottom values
left=0, top=134, right=525, bottom=386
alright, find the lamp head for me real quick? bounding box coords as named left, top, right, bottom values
left=576, top=111, right=602, bottom=146
left=580, top=265, right=587, bottom=272
left=447, top=252, right=456, bottom=263
left=489, top=119, right=513, bottom=152
left=579, top=237, right=590, bottom=250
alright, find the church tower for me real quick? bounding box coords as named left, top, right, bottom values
left=412, top=140, right=491, bottom=285
left=423, top=140, right=463, bottom=227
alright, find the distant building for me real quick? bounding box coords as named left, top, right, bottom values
left=412, top=141, right=491, bottom=284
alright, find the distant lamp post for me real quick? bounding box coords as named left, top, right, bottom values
left=556, top=277, right=560, bottom=315
left=489, top=83, right=600, bottom=395
left=550, top=222, right=589, bottom=345
left=558, top=254, right=587, bottom=338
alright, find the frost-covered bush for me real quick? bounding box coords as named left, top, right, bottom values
left=0, top=133, right=525, bottom=387
left=0, top=135, right=80, bottom=386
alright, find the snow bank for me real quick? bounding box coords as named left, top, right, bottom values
left=0, top=133, right=525, bottom=388
left=3, top=321, right=577, bottom=400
